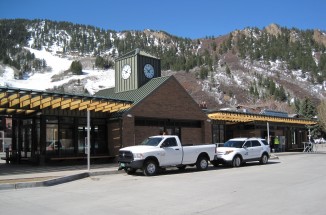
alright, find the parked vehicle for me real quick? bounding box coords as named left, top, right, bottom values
left=211, top=137, right=270, bottom=167
left=118, top=135, right=217, bottom=176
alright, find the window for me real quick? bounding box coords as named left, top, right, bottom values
left=224, top=140, right=244, bottom=148
left=261, top=140, right=269, bottom=145
left=141, top=137, right=163, bottom=146
left=59, top=124, right=74, bottom=154
left=46, top=124, right=58, bottom=153
left=163, top=138, right=177, bottom=147
left=251, top=140, right=261, bottom=147
left=244, top=141, right=252, bottom=148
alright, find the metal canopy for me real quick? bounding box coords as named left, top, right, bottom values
left=0, top=87, right=133, bottom=115
left=208, top=111, right=316, bottom=125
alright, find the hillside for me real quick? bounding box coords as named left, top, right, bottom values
left=1, top=19, right=326, bottom=113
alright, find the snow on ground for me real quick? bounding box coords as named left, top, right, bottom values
left=26, top=47, right=72, bottom=75
left=1, top=47, right=115, bottom=94
left=83, top=69, right=115, bottom=95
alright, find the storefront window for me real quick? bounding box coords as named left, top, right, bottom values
left=46, top=124, right=58, bottom=153
left=59, top=124, right=74, bottom=154
left=43, top=116, right=107, bottom=157
left=93, top=125, right=107, bottom=154
left=78, top=126, right=87, bottom=154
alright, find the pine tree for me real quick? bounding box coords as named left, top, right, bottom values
left=299, top=97, right=316, bottom=118
left=70, top=60, right=83, bottom=75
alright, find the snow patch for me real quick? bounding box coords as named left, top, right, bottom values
left=1, top=47, right=115, bottom=94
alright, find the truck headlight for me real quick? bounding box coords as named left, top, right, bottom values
left=133, top=153, right=144, bottom=159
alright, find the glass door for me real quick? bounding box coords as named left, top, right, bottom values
left=22, top=125, right=32, bottom=158
left=78, top=126, right=87, bottom=154
left=45, top=124, right=58, bottom=155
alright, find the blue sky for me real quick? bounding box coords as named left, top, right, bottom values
left=1, top=0, right=325, bottom=39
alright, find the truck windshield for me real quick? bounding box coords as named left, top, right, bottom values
left=140, top=137, right=163, bottom=146
left=223, top=140, right=244, bottom=148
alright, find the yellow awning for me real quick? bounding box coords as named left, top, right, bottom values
left=0, top=87, right=133, bottom=115
left=208, top=111, right=316, bottom=125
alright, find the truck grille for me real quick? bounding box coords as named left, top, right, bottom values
left=118, top=150, right=133, bottom=162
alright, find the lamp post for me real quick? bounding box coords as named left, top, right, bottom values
left=87, top=110, right=90, bottom=171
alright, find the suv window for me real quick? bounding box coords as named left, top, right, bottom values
left=251, top=140, right=261, bottom=147
left=243, top=141, right=252, bottom=148
left=224, top=140, right=245, bottom=148
left=261, top=140, right=269, bottom=145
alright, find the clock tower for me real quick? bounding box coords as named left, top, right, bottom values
left=115, top=48, right=161, bottom=93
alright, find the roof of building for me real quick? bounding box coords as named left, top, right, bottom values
left=0, top=86, right=133, bottom=116
left=115, top=48, right=160, bottom=61
left=207, top=110, right=317, bottom=125
left=95, top=76, right=170, bottom=106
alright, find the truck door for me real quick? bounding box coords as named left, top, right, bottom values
left=160, top=137, right=183, bottom=166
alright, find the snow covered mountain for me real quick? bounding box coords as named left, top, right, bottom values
left=1, top=19, right=326, bottom=112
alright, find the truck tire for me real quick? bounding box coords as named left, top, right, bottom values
left=259, top=153, right=269, bottom=165
left=124, top=168, right=136, bottom=175
left=196, top=156, right=209, bottom=171
left=232, top=155, right=242, bottom=167
left=143, top=160, right=158, bottom=176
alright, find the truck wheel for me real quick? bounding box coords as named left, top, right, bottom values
left=143, top=160, right=158, bottom=176
left=196, top=156, right=209, bottom=171
left=260, top=154, right=269, bottom=165
left=124, top=168, right=136, bottom=175
left=232, top=155, right=242, bottom=167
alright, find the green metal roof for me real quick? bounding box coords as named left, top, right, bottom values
left=115, top=48, right=160, bottom=61
left=95, top=76, right=170, bottom=106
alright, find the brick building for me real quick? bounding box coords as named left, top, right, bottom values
left=96, top=49, right=211, bottom=155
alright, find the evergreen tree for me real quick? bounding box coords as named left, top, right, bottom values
left=299, top=97, right=316, bottom=118
left=70, top=60, right=83, bottom=75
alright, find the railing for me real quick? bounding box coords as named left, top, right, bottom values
left=303, top=142, right=326, bottom=153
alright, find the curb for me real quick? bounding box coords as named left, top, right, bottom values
left=0, top=169, right=120, bottom=191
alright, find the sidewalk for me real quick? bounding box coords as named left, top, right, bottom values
left=0, top=160, right=121, bottom=190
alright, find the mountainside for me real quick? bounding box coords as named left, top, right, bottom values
left=1, top=19, right=326, bottom=113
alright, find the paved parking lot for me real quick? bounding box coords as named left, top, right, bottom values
left=1, top=153, right=326, bottom=215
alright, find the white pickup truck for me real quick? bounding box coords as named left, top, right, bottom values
left=118, top=135, right=217, bottom=176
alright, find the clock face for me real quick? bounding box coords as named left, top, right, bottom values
left=121, top=64, right=131, bottom=79
left=144, top=64, right=155, bottom=79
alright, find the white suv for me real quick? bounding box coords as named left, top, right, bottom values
left=211, top=138, right=270, bottom=167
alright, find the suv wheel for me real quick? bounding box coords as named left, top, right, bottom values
left=232, top=155, right=242, bottom=167
left=260, top=154, right=269, bottom=165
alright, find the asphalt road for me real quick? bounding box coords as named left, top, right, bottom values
left=1, top=154, right=326, bottom=215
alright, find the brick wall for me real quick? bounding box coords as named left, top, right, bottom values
left=107, top=120, right=121, bottom=156
left=130, top=76, right=208, bottom=120
left=108, top=76, right=213, bottom=156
